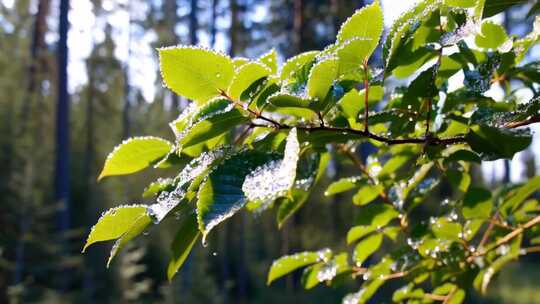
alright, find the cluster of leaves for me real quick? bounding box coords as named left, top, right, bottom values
left=83, top=0, right=540, bottom=302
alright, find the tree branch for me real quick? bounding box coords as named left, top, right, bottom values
left=467, top=214, right=540, bottom=262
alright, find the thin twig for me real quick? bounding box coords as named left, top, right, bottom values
left=467, top=214, right=540, bottom=262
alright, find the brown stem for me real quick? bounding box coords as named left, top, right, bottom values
left=478, top=212, right=499, bottom=250
left=520, top=246, right=540, bottom=255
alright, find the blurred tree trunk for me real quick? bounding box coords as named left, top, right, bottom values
left=13, top=1, right=51, bottom=291
left=210, top=0, right=219, bottom=47
left=229, top=0, right=239, bottom=56
left=292, top=0, right=303, bottom=53
left=190, top=0, right=199, bottom=45
left=164, top=0, right=180, bottom=110
left=54, top=0, right=71, bottom=290
left=122, top=4, right=132, bottom=140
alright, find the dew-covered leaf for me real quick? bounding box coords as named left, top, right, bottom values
left=512, top=16, right=540, bottom=63
left=178, top=105, right=248, bottom=150
left=143, top=177, right=175, bottom=198
left=242, top=128, right=300, bottom=210
left=337, top=1, right=383, bottom=47
left=147, top=148, right=230, bottom=222
left=267, top=248, right=332, bottom=285
left=98, top=137, right=173, bottom=180
left=337, top=38, right=374, bottom=76
left=466, top=125, right=532, bottom=160
left=83, top=205, right=152, bottom=267
left=280, top=51, right=319, bottom=81
left=337, top=86, right=384, bottom=126
left=159, top=46, right=234, bottom=103
left=258, top=48, right=278, bottom=74
left=307, top=57, right=338, bottom=102
left=431, top=218, right=462, bottom=241
left=197, top=150, right=281, bottom=241
left=227, top=61, right=271, bottom=100
left=301, top=252, right=349, bottom=289
left=383, top=0, right=439, bottom=75
left=277, top=152, right=329, bottom=226
left=167, top=210, right=199, bottom=281
left=325, top=176, right=363, bottom=196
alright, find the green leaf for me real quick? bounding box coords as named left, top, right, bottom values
left=178, top=106, right=248, bottom=150
left=83, top=205, right=152, bottom=267
left=267, top=248, right=332, bottom=285
left=336, top=38, right=373, bottom=76
left=353, top=234, right=383, bottom=265
left=444, top=149, right=481, bottom=165
left=167, top=211, right=199, bottom=281
left=242, top=128, right=300, bottom=208
left=280, top=51, right=319, bottom=81
left=159, top=46, right=234, bottom=103
left=432, top=218, right=462, bottom=241
left=501, top=176, right=540, bottom=214
left=197, top=150, right=281, bottom=241
left=483, top=0, right=527, bottom=17
left=383, top=0, right=438, bottom=75
left=267, top=92, right=318, bottom=119
left=233, top=57, right=249, bottom=68
left=258, top=48, right=278, bottom=74
left=148, top=147, right=230, bottom=222
left=337, top=86, right=384, bottom=126
left=307, top=57, right=338, bottom=102
left=475, top=21, right=509, bottom=50
left=512, top=16, right=540, bottom=63
left=301, top=252, right=349, bottom=289
left=143, top=177, right=174, bottom=198
left=466, top=125, right=532, bottom=160
left=352, top=184, right=383, bottom=206
left=337, top=1, right=383, bottom=49
left=268, top=92, right=312, bottom=108
left=392, top=284, right=425, bottom=302
left=446, top=169, right=471, bottom=194
left=227, top=62, right=271, bottom=100
left=325, top=176, right=363, bottom=196
left=445, top=0, right=476, bottom=7
left=347, top=204, right=399, bottom=244
left=463, top=187, right=492, bottom=219
left=474, top=236, right=522, bottom=294
left=98, top=137, right=173, bottom=180
left=277, top=152, right=329, bottom=226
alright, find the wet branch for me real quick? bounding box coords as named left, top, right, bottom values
left=221, top=89, right=540, bottom=148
